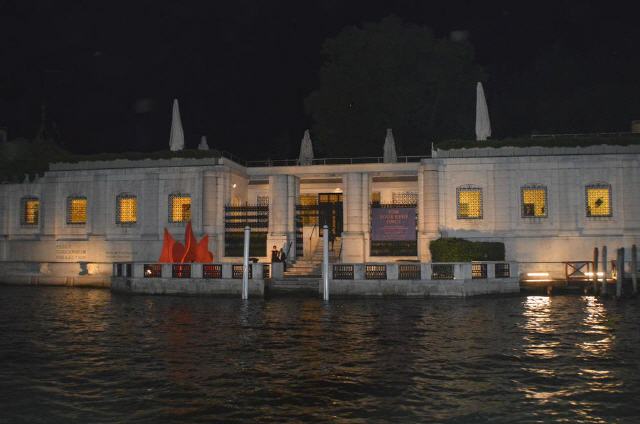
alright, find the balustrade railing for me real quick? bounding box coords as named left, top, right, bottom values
left=113, top=261, right=516, bottom=282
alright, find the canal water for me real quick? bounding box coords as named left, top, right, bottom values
left=1, top=287, right=639, bottom=423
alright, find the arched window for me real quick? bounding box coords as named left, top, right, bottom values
left=456, top=185, right=483, bottom=219
left=116, top=193, right=137, bottom=224
left=21, top=196, right=40, bottom=225
left=67, top=195, right=87, bottom=224
left=169, top=193, right=191, bottom=223
left=521, top=184, right=547, bottom=218
left=585, top=183, right=612, bottom=217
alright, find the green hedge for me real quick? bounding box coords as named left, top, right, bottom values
left=0, top=139, right=223, bottom=182
left=434, top=135, right=640, bottom=151
left=429, top=238, right=505, bottom=262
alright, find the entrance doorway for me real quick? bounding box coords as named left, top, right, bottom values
left=295, top=193, right=343, bottom=258
left=318, top=193, right=343, bottom=240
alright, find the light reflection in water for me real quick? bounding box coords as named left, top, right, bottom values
left=2, top=288, right=639, bottom=423
left=577, top=296, right=613, bottom=357
left=522, top=296, right=558, bottom=359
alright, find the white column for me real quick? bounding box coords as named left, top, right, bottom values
left=286, top=175, right=299, bottom=258
left=341, top=173, right=365, bottom=263
left=202, top=173, right=217, bottom=232
left=215, top=174, right=226, bottom=259
left=419, top=163, right=440, bottom=261
left=361, top=173, right=370, bottom=261
left=202, top=172, right=218, bottom=259
left=267, top=175, right=289, bottom=253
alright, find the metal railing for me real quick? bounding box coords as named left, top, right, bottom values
left=399, top=264, right=421, bottom=280
left=472, top=263, right=488, bottom=279
left=244, top=155, right=428, bottom=167
left=531, top=131, right=634, bottom=139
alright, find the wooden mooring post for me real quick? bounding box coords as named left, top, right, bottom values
left=616, top=247, right=624, bottom=299
left=601, top=246, right=608, bottom=296
left=632, top=244, right=638, bottom=296
left=592, top=247, right=599, bottom=294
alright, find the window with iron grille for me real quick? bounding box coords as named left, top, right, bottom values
left=232, top=264, right=252, bottom=279
left=494, top=263, right=510, bottom=278
left=432, top=264, right=454, bottom=280
left=203, top=264, right=222, bottom=279
left=66, top=196, right=87, bottom=224
left=169, top=193, right=191, bottom=223
left=263, top=263, right=271, bottom=279
left=521, top=185, right=547, bottom=218
left=392, top=191, right=418, bottom=205
left=172, top=264, right=191, bottom=278
left=116, top=193, right=137, bottom=224
left=298, top=194, right=318, bottom=225
left=399, top=264, right=421, bottom=280
left=224, top=204, right=269, bottom=257
left=585, top=184, right=612, bottom=217
left=144, top=264, right=162, bottom=278
left=21, top=196, right=40, bottom=226
left=365, top=264, right=387, bottom=280
left=333, top=264, right=354, bottom=280
left=256, top=195, right=269, bottom=206
left=456, top=186, right=482, bottom=219
left=472, top=263, right=488, bottom=279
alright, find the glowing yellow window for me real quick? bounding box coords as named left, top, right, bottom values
left=67, top=196, right=87, bottom=224
left=457, top=188, right=482, bottom=219
left=169, top=194, right=191, bottom=223
left=586, top=185, right=611, bottom=217
left=522, top=187, right=547, bottom=218
left=22, top=198, right=40, bottom=225
left=299, top=194, right=318, bottom=225
left=117, top=195, right=137, bottom=224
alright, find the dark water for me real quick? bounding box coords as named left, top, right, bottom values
left=1, top=287, right=639, bottom=423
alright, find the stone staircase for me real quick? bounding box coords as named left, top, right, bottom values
left=267, top=238, right=340, bottom=294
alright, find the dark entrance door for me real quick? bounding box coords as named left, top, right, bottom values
left=318, top=193, right=343, bottom=240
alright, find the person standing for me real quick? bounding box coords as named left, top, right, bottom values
left=271, top=245, right=279, bottom=263
left=278, top=247, right=287, bottom=271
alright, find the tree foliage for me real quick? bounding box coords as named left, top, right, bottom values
left=305, top=16, right=483, bottom=157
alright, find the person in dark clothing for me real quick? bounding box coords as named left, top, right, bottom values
left=278, top=247, right=287, bottom=271
left=271, top=245, right=279, bottom=263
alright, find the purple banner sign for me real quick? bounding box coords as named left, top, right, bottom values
left=371, top=207, right=416, bottom=241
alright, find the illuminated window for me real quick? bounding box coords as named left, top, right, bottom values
left=169, top=193, right=191, bottom=223
left=586, top=184, right=612, bottom=217
left=521, top=185, right=547, bottom=218
left=21, top=197, right=40, bottom=225
left=116, top=194, right=137, bottom=224
left=299, top=194, right=318, bottom=225
left=371, top=192, right=381, bottom=205
left=457, top=186, right=482, bottom=219
left=67, top=196, right=87, bottom=224
left=392, top=191, right=418, bottom=205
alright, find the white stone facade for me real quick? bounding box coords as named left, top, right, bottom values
left=1, top=146, right=639, bottom=276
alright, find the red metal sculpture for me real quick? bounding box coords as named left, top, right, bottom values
left=158, top=222, right=214, bottom=263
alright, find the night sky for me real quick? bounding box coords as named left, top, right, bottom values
left=1, top=0, right=639, bottom=159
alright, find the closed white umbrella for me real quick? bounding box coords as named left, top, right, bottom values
left=169, top=98, right=185, bottom=151
left=475, top=82, right=491, bottom=141
left=383, top=128, right=397, bottom=163
left=298, top=129, right=314, bottom=165
left=198, top=135, right=209, bottom=151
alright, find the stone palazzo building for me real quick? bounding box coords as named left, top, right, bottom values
left=1, top=144, right=639, bottom=279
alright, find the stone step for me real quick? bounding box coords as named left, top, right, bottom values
left=268, top=278, right=319, bottom=292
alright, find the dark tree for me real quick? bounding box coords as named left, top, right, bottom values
left=305, top=16, right=483, bottom=157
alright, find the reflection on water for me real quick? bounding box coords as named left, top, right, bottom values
left=1, top=287, right=639, bottom=423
